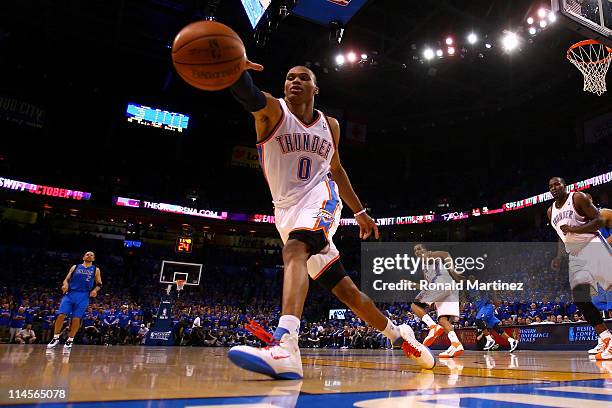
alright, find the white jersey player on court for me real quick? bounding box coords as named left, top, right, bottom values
left=224, top=61, right=434, bottom=378
left=411, top=244, right=465, bottom=358
left=548, top=177, right=612, bottom=360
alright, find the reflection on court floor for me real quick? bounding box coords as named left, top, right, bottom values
left=1, top=345, right=610, bottom=407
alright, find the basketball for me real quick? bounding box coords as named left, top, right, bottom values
left=172, top=21, right=246, bottom=91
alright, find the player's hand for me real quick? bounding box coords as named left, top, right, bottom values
left=356, top=212, right=379, bottom=240
left=61, top=282, right=68, bottom=293
left=550, top=257, right=562, bottom=271
left=89, top=290, right=98, bottom=298
left=245, top=59, right=264, bottom=72
left=560, top=224, right=574, bottom=234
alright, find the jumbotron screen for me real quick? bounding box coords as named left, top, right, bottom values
left=240, top=0, right=272, bottom=28
left=125, top=103, right=189, bottom=132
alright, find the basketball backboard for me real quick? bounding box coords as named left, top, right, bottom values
left=160, top=260, right=202, bottom=286
left=552, top=0, right=612, bottom=46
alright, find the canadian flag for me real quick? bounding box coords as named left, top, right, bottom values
left=327, top=0, right=352, bottom=6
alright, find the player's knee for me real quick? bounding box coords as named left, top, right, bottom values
left=476, top=319, right=486, bottom=329
left=282, top=239, right=310, bottom=264
left=493, top=324, right=504, bottom=335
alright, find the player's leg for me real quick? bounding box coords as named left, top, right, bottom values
left=278, top=237, right=310, bottom=330
left=48, top=297, right=70, bottom=348
left=330, top=271, right=434, bottom=368
left=492, top=323, right=518, bottom=352
left=64, top=293, right=88, bottom=349
left=411, top=302, right=444, bottom=347
left=569, top=242, right=612, bottom=359
left=476, top=307, right=496, bottom=351
left=227, top=208, right=314, bottom=379
left=573, top=284, right=611, bottom=359
left=436, top=302, right=464, bottom=358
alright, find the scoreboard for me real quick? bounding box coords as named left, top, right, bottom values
left=175, top=236, right=193, bottom=253
left=126, top=103, right=189, bottom=132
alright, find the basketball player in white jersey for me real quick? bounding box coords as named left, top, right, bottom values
left=411, top=244, right=465, bottom=358
left=225, top=62, right=434, bottom=378
left=548, top=177, right=612, bottom=360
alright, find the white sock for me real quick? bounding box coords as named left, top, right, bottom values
left=277, top=315, right=300, bottom=338
left=421, top=314, right=436, bottom=328
left=600, top=330, right=611, bottom=340
left=53, top=334, right=59, bottom=339
left=448, top=331, right=459, bottom=344
left=67, top=337, right=74, bottom=342
left=381, top=318, right=401, bottom=343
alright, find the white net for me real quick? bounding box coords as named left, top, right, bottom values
left=567, top=40, right=612, bottom=96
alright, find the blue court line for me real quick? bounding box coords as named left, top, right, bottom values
left=10, top=379, right=611, bottom=408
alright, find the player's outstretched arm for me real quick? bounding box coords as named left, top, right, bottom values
left=327, top=116, right=379, bottom=240
left=229, top=59, right=282, bottom=143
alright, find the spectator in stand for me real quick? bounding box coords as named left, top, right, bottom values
left=0, top=303, right=11, bottom=342
left=15, top=323, right=36, bottom=344
left=117, top=305, right=131, bottom=344
left=9, top=307, right=26, bottom=343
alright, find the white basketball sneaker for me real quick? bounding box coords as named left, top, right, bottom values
left=483, top=338, right=496, bottom=351
left=595, top=337, right=612, bottom=361
left=47, top=337, right=60, bottom=349
left=399, top=324, right=435, bottom=369
left=228, top=333, right=303, bottom=380
left=589, top=337, right=606, bottom=355
left=439, top=341, right=464, bottom=358
left=508, top=338, right=519, bottom=353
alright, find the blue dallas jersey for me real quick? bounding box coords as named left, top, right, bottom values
left=69, top=264, right=96, bottom=292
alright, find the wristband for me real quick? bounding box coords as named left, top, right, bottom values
left=354, top=209, right=367, bottom=217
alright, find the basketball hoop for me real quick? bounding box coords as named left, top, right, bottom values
left=567, top=39, right=612, bottom=96
left=175, top=279, right=186, bottom=291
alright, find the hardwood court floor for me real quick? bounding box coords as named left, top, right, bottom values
left=1, top=344, right=611, bottom=407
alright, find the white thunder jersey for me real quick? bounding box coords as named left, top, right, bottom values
left=257, top=98, right=334, bottom=208
left=550, top=192, right=597, bottom=253
left=423, top=258, right=453, bottom=284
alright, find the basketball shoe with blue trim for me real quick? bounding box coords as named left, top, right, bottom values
left=228, top=333, right=303, bottom=380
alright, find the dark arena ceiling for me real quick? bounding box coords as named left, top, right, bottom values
left=0, top=0, right=610, bottom=214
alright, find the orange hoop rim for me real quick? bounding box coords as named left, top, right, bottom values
left=567, top=39, right=612, bottom=64
left=175, top=279, right=186, bottom=289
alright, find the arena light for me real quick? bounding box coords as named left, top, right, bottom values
left=501, top=32, right=519, bottom=51
left=423, top=48, right=435, bottom=60
left=447, top=46, right=455, bottom=55
left=360, top=53, right=368, bottom=60
left=548, top=13, right=556, bottom=23
left=467, top=33, right=478, bottom=44
left=537, top=8, right=547, bottom=18
left=528, top=27, right=537, bottom=35
left=445, top=37, right=453, bottom=45
left=527, top=17, right=534, bottom=25
left=335, top=54, right=346, bottom=66
left=347, top=51, right=357, bottom=63
left=436, top=49, right=444, bottom=57
left=539, top=20, right=547, bottom=28
left=485, top=43, right=492, bottom=49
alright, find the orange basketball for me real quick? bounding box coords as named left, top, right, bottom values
left=172, top=21, right=246, bottom=91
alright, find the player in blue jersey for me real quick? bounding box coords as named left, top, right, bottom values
left=469, top=285, right=518, bottom=352
left=47, top=251, right=102, bottom=350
